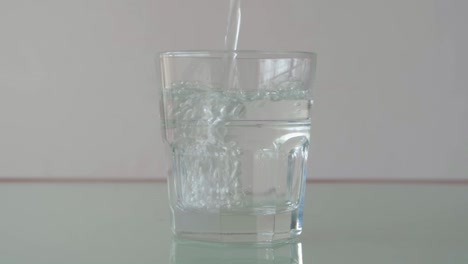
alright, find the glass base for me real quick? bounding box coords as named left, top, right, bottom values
left=171, top=208, right=303, bottom=243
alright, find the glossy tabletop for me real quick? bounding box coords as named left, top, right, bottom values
left=1, top=182, right=467, bottom=263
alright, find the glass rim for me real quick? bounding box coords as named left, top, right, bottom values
left=160, top=50, right=316, bottom=59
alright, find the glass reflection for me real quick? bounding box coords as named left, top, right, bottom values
left=171, top=239, right=303, bottom=264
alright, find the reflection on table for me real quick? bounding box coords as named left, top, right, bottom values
left=172, top=239, right=302, bottom=264
left=1, top=182, right=468, bottom=264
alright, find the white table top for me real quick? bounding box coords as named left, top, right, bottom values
left=1, top=182, right=467, bottom=263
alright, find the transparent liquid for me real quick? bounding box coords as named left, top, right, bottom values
left=225, top=0, right=241, bottom=51
left=162, top=83, right=310, bottom=242
left=224, top=0, right=241, bottom=91
left=171, top=122, right=309, bottom=242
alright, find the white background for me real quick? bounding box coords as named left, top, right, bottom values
left=0, top=0, right=466, bottom=179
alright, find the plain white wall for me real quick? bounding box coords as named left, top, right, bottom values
left=0, top=0, right=466, bottom=179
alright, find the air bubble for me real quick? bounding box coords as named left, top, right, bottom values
left=164, top=81, right=307, bottom=209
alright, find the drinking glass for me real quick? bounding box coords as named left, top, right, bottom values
left=159, top=51, right=317, bottom=243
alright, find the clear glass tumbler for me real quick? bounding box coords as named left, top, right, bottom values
left=159, top=51, right=317, bottom=243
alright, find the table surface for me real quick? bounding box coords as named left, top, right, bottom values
left=1, top=182, right=467, bottom=264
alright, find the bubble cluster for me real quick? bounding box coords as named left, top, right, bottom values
left=165, top=83, right=245, bottom=209
left=163, top=82, right=307, bottom=210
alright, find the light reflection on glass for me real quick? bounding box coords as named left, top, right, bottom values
left=258, top=59, right=308, bottom=90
